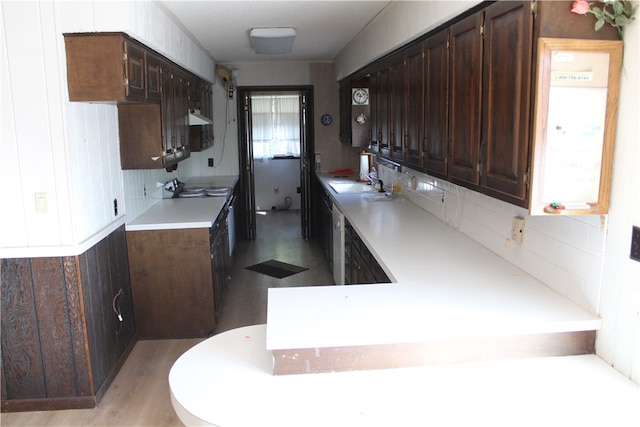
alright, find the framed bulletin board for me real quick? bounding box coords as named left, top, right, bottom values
left=529, top=38, right=623, bottom=215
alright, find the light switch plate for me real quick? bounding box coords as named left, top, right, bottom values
left=631, top=226, right=640, bottom=262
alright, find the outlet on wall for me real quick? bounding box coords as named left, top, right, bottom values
left=208, top=158, right=214, bottom=167
left=631, top=226, right=640, bottom=262
left=511, top=216, right=525, bottom=244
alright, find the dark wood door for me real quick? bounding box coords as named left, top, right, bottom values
left=448, top=12, right=483, bottom=189
left=369, top=71, right=380, bottom=153
left=339, top=78, right=352, bottom=143
left=405, top=42, right=425, bottom=170
left=424, top=29, right=449, bottom=178
left=299, top=91, right=313, bottom=239
left=390, top=54, right=405, bottom=161
left=377, top=65, right=391, bottom=157
left=481, top=0, right=533, bottom=207
left=123, top=40, right=146, bottom=100
left=145, top=52, right=162, bottom=102
left=172, top=70, right=190, bottom=162
left=160, top=65, right=176, bottom=168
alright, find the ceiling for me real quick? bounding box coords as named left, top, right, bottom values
left=160, top=1, right=391, bottom=63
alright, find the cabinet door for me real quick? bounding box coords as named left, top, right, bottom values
left=123, top=40, right=146, bottom=101
left=390, top=55, right=406, bottom=161
left=145, top=52, right=162, bottom=102
left=189, top=78, right=214, bottom=152
left=405, top=42, right=425, bottom=170
left=369, top=72, right=380, bottom=153
left=377, top=65, right=391, bottom=156
left=174, top=70, right=191, bottom=161
left=339, top=78, right=352, bottom=143
left=424, top=29, right=449, bottom=178
left=160, top=65, right=177, bottom=167
left=481, top=1, right=533, bottom=207
left=448, top=12, right=483, bottom=189
left=202, top=81, right=214, bottom=148
left=127, top=228, right=215, bottom=339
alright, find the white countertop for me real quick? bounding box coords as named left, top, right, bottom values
left=266, top=174, right=601, bottom=350
left=125, top=175, right=238, bottom=231
left=125, top=197, right=227, bottom=231
left=170, top=325, right=640, bottom=427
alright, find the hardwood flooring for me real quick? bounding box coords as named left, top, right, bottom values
left=1, top=210, right=333, bottom=426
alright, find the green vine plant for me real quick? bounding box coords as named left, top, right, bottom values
left=571, top=0, right=637, bottom=39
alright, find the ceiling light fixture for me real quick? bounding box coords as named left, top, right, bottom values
left=250, top=27, right=296, bottom=54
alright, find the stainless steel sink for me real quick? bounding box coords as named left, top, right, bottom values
left=329, top=182, right=374, bottom=194
left=364, top=193, right=397, bottom=202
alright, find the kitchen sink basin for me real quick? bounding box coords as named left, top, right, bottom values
left=364, top=193, right=397, bottom=202
left=329, top=182, right=374, bottom=193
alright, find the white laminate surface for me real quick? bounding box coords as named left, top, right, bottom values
left=170, top=325, right=640, bottom=427
left=266, top=174, right=601, bottom=350
left=125, top=175, right=238, bottom=231
left=125, top=197, right=227, bottom=231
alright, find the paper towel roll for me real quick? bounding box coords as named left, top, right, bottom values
left=359, top=154, right=370, bottom=180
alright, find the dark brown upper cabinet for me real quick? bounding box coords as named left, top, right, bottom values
left=371, top=62, right=391, bottom=156
left=190, top=78, right=214, bottom=152
left=352, top=1, right=619, bottom=209
left=423, top=28, right=449, bottom=179
left=64, top=32, right=213, bottom=170
left=65, top=33, right=147, bottom=103
left=389, top=53, right=406, bottom=161
left=448, top=11, right=484, bottom=191
left=339, top=78, right=352, bottom=144
left=404, top=42, right=426, bottom=170
left=480, top=1, right=534, bottom=207
left=145, top=51, right=163, bottom=102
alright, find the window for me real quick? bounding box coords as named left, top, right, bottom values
left=251, top=92, right=300, bottom=159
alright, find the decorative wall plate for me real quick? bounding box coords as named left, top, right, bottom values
left=356, top=113, right=367, bottom=125
left=320, top=113, right=332, bottom=126
left=352, top=88, right=369, bottom=105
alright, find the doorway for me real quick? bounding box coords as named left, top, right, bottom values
left=237, top=86, right=314, bottom=241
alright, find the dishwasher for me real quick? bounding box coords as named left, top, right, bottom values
left=332, top=204, right=345, bottom=285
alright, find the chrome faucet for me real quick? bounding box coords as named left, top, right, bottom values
left=367, top=171, right=385, bottom=192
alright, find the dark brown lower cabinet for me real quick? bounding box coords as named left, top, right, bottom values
left=1, top=226, right=135, bottom=412
left=344, top=220, right=390, bottom=285
left=126, top=227, right=216, bottom=339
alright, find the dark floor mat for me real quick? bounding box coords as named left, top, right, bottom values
left=245, top=259, right=308, bottom=279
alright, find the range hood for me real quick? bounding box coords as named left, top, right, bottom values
left=189, top=109, right=213, bottom=126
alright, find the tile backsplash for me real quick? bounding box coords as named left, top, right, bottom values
left=377, top=163, right=607, bottom=314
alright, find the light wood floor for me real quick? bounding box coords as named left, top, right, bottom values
left=1, top=210, right=333, bottom=426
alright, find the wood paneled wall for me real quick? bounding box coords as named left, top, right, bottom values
left=1, top=226, right=135, bottom=412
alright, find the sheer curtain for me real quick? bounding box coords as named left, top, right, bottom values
left=251, top=93, right=300, bottom=160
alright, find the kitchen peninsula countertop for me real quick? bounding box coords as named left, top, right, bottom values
left=125, top=175, right=238, bottom=231
left=266, top=173, right=601, bottom=350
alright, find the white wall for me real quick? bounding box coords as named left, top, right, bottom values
left=1, top=0, right=215, bottom=257
left=187, top=61, right=362, bottom=182
left=337, top=1, right=640, bottom=383
left=254, top=158, right=301, bottom=211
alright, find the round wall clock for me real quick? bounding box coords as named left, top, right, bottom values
left=352, top=88, right=369, bottom=105
left=320, top=113, right=332, bottom=126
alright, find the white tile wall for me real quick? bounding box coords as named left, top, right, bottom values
left=253, top=158, right=301, bottom=211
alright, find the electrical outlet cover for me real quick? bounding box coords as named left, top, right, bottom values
left=631, top=226, right=640, bottom=262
